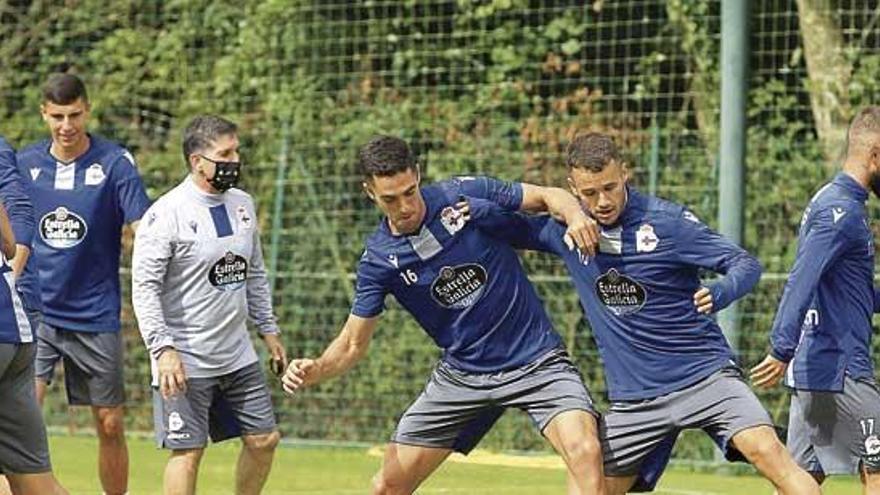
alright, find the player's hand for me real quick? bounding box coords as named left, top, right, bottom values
left=563, top=212, right=599, bottom=257
left=750, top=354, right=787, bottom=389
left=157, top=348, right=187, bottom=399
left=454, top=197, right=472, bottom=223
left=261, top=333, right=288, bottom=377
left=693, top=287, right=714, bottom=314
left=282, top=358, right=319, bottom=395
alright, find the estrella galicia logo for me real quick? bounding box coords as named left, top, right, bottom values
left=430, top=263, right=488, bottom=309
left=40, top=207, right=87, bottom=249
left=595, top=268, right=647, bottom=316
left=208, top=251, right=248, bottom=291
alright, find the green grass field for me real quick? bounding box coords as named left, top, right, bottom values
left=49, top=435, right=861, bottom=494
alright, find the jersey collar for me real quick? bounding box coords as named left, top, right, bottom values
left=834, top=172, right=869, bottom=203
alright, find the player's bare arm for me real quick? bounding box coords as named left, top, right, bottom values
left=520, top=183, right=599, bottom=255
left=282, top=314, right=378, bottom=395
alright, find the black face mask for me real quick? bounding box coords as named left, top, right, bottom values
left=200, top=155, right=242, bottom=192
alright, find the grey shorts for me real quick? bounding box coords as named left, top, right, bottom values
left=153, top=362, right=277, bottom=450
left=393, top=349, right=596, bottom=454
left=35, top=322, right=125, bottom=407
left=788, top=375, right=880, bottom=475
left=0, top=342, right=51, bottom=474
left=601, top=367, right=773, bottom=490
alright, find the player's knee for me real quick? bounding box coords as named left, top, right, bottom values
left=169, top=448, right=204, bottom=473
left=371, top=470, right=412, bottom=495
left=863, top=467, right=880, bottom=488
left=742, top=437, right=785, bottom=468
left=94, top=408, right=125, bottom=440
left=561, top=436, right=602, bottom=468
left=243, top=430, right=280, bottom=455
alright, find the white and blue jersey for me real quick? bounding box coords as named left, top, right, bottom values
left=469, top=187, right=762, bottom=400
left=770, top=173, right=875, bottom=391
left=0, top=137, right=35, bottom=344
left=16, top=135, right=151, bottom=332
left=0, top=137, right=38, bottom=312
left=351, top=177, right=563, bottom=373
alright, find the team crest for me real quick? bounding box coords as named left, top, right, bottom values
left=168, top=412, right=184, bottom=432
left=866, top=435, right=880, bottom=456
left=440, top=205, right=466, bottom=235
left=84, top=163, right=106, bottom=186
left=635, top=223, right=658, bottom=253
left=236, top=205, right=253, bottom=229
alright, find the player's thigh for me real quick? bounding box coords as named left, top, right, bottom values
left=376, top=442, right=452, bottom=491
left=601, top=399, right=678, bottom=481
left=393, top=362, right=503, bottom=454
left=796, top=377, right=880, bottom=476
left=211, top=363, right=277, bottom=441
left=0, top=344, right=51, bottom=475
left=497, top=349, right=598, bottom=434
left=787, top=391, right=826, bottom=475
left=153, top=378, right=215, bottom=450
left=62, top=330, right=125, bottom=407
left=33, top=322, right=62, bottom=383
left=679, top=367, right=774, bottom=459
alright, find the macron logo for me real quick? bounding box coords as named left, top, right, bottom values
left=30, top=168, right=40, bottom=181
left=832, top=207, right=846, bottom=224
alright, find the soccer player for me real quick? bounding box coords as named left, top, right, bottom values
left=282, top=135, right=604, bottom=495
left=467, top=132, right=821, bottom=494
left=14, top=73, right=151, bottom=495
left=751, top=106, right=880, bottom=493
left=132, top=115, right=287, bottom=495
left=0, top=137, right=67, bottom=495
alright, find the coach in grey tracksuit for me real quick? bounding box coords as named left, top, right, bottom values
left=132, top=115, right=286, bottom=495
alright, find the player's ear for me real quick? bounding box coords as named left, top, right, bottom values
left=39, top=104, right=48, bottom=122
left=189, top=154, right=202, bottom=174
left=566, top=175, right=577, bottom=196
left=362, top=181, right=376, bottom=202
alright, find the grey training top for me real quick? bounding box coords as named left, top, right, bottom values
left=132, top=176, right=279, bottom=383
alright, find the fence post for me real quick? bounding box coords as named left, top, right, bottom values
left=718, top=0, right=749, bottom=354
left=269, top=120, right=290, bottom=293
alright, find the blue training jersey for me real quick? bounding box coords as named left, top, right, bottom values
left=351, top=177, right=563, bottom=373
left=16, top=135, right=151, bottom=332
left=770, top=173, right=875, bottom=391
left=469, top=187, right=762, bottom=400
left=0, top=136, right=37, bottom=344
left=0, top=137, right=38, bottom=311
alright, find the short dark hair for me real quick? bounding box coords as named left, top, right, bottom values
left=182, top=115, right=238, bottom=165
left=847, top=106, right=880, bottom=155
left=566, top=132, right=622, bottom=172
left=42, top=73, right=88, bottom=105
left=357, top=135, right=418, bottom=179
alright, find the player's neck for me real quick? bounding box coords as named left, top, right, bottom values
left=50, top=135, right=90, bottom=163
left=841, top=162, right=871, bottom=192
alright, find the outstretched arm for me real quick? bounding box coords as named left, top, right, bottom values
left=282, top=314, right=379, bottom=394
